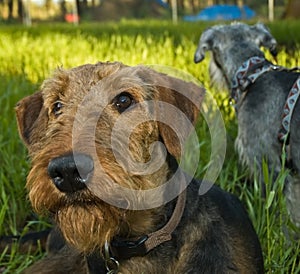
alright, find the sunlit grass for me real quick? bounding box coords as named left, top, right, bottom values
left=0, top=20, right=299, bottom=273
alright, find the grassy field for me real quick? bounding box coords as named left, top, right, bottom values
left=0, top=20, right=299, bottom=273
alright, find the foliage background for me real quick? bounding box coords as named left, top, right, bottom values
left=0, top=20, right=299, bottom=273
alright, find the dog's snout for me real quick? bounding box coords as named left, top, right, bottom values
left=194, top=52, right=204, bottom=64
left=48, top=153, right=94, bottom=193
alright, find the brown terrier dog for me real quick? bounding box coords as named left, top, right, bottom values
left=15, top=62, right=263, bottom=273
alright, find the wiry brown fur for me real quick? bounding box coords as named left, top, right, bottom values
left=18, top=62, right=177, bottom=253
left=15, top=61, right=263, bottom=273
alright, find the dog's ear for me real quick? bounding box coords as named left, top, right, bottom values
left=15, top=91, right=43, bottom=146
left=250, top=23, right=277, bottom=57
left=194, top=27, right=221, bottom=63
left=156, top=77, right=204, bottom=159
left=140, top=69, right=204, bottom=159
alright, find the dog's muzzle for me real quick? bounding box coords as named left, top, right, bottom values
left=47, top=153, right=94, bottom=193
left=194, top=53, right=204, bottom=64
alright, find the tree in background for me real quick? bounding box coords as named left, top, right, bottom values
left=0, top=0, right=296, bottom=22
left=283, top=0, right=300, bottom=18
left=5, top=0, right=24, bottom=20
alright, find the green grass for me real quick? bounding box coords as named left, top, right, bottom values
left=0, top=20, right=300, bottom=273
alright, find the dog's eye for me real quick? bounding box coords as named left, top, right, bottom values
left=113, top=92, right=135, bottom=113
left=52, top=101, right=63, bottom=116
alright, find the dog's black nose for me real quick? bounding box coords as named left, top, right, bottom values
left=194, top=52, right=204, bottom=64
left=48, top=153, right=94, bottom=193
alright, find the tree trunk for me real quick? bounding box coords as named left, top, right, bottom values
left=8, top=0, right=13, bottom=19
left=236, top=0, right=243, bottom=7
left=60, top=0, right=66, bottom=20
left=17, top=0, right=23, bottom=20
left=283, top=0, right=300, bottom=18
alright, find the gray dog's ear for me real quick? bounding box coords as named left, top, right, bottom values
left=194, top=27, right=221, bottom=63
left=15, top=91, right=44, bottom=146
left=250, top=23, right=277, bottom=57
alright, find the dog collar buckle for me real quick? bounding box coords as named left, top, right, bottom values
left=104, top=241, right=120, bottom=274
left=110, top=235, right=149, bottom=260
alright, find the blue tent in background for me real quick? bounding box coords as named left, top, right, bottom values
left=155, top=0, right=169, bottom=8
left=183, top=5, right=255, bottom=21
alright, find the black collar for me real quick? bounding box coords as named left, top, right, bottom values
left=86, top=190, right=187, bottom=273
left=108, top=190, right=186, bottom=261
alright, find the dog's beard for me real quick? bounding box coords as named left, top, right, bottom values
left=56, top=202, right=121, bottom=253
left=209, top=58, right=229, bottom=90
left=27, top=163, right=122, bottom=253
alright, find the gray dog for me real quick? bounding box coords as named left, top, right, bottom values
left=194, top=22, right=300, bottom=229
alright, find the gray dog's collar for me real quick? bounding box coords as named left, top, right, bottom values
left=231, top=56, right=279, bottom=104
left=231, top=56, right=300, bottom=146
left=278, top=77, right=300, bottom=143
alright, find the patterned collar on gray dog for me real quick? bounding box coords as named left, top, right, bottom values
left=278, top=77, right=300, bottom=143
left=231, top=56, right=279, bottom=104
left=231, top=56, right=300, bottom=145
